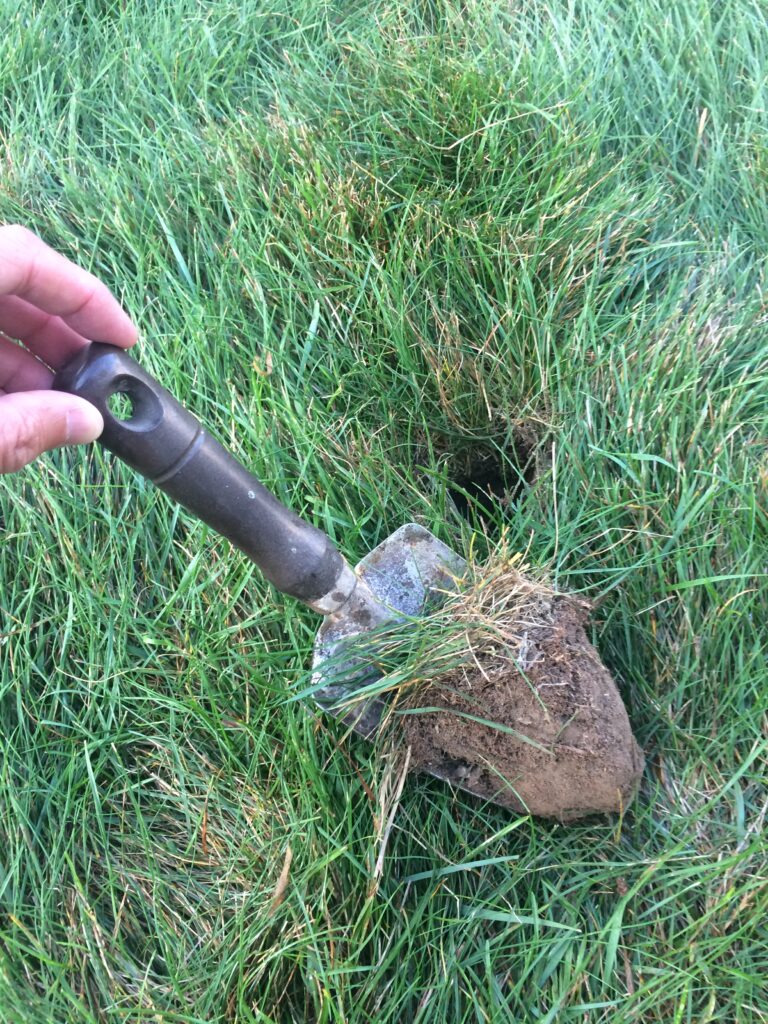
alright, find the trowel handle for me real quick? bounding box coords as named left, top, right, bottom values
left=53, top=343, right=354, bottom=613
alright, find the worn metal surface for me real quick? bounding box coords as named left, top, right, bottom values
left=312, top=525, right=506, bottom=803
left=312, top=523, right=467, bottom=737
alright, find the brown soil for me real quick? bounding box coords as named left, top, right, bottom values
left=400, top=596, right=644, bottom=821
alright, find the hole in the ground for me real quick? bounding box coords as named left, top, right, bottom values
left=443, top=423, right=539, bottom=523
left=413, top=420, right=541, bottom=534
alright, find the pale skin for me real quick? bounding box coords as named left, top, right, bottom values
left=0, top=225, right=137, bottom=473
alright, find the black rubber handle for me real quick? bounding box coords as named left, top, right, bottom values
left=53, top=343, right=348, bottom=607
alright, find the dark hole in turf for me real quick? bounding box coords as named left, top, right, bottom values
left=446, top=426, right=538, bottom=523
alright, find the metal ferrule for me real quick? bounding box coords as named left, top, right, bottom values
left=307, top=562, right=361, bottom=615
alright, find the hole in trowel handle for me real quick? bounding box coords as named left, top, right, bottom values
left=104, top=375, right=163, bottom=431
left=107, top=390, right=135, bottom=421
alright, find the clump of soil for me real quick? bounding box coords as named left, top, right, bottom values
left=393, top=559, right=644, bottom=821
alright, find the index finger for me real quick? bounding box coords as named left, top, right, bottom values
left=0, top=225, right=137, bottom=348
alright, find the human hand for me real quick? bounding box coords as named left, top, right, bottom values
left=0, top=225, right=137, bottom=473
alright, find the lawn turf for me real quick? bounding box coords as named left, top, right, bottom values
left=0, top=1, right=766, bottom=1021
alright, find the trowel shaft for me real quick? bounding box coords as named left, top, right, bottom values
left=53, top=343, right=356, bottom=613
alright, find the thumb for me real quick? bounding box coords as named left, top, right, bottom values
left=0, top=391, right=103, bottom=473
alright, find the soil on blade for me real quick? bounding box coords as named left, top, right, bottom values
left=400, top=596, right=644, bottom=821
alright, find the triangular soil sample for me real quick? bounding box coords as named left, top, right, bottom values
left=396, top=571, right=644, bottom=821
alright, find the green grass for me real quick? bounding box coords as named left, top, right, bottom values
left=1, top=0, right=766, bottom=1020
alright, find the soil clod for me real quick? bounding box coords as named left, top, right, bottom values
left=385, top=557, right=644, bottom=821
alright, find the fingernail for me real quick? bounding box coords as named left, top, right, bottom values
left=66, top=403, right=104, bottom=444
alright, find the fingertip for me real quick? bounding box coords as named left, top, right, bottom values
left=0, top=390, right=103, bottom=473
left=65, top=398, right=104, bottom=444
left=111, top=309, right=140, bottom=348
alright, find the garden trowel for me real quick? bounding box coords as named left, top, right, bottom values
left=55, top=344, right=467, bottom=758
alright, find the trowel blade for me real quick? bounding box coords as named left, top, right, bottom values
left=311, top=523, right=467, bottom=737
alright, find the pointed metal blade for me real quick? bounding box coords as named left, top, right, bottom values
left=311, top=523, right=467, bottom=737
